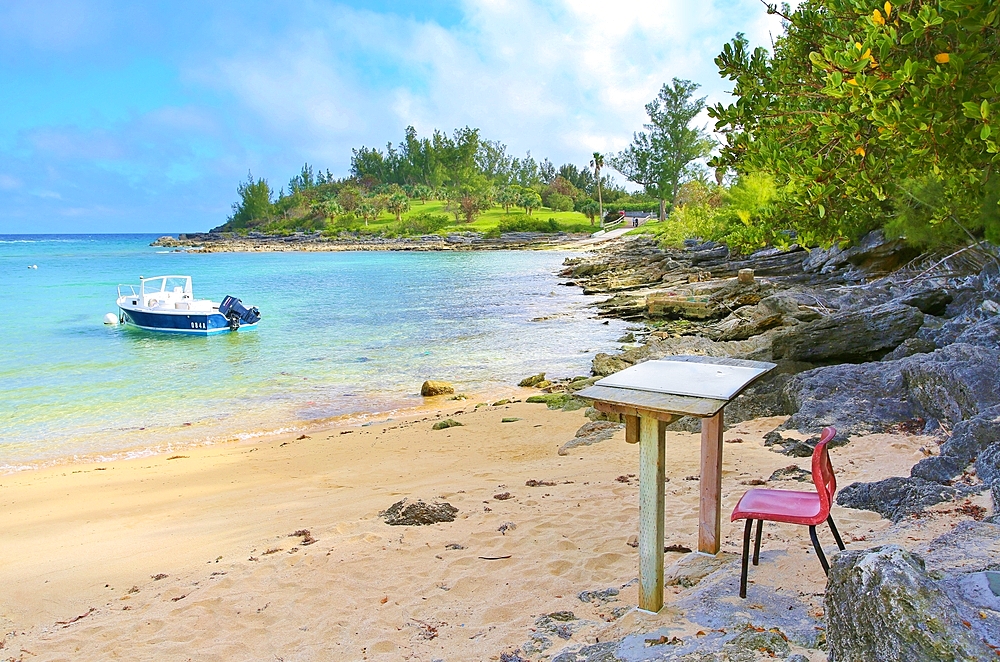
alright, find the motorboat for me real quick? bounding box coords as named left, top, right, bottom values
left=116, top=275, right=260, bottom=334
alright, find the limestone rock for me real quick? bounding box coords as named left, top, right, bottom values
left=911, top=404, right=1000, bottom=483
left=380, top=499, right=458, bottom=526
left=803, top=230, right=919, bottom=276
left=518, top=372, right=547, bottom=387
left=779, top=361, right=915, bottom=437
left=420, top=380, right=455, bottom=396
left=722, top=628, right=790, bottom=661
left=558, top=421, right=623, bottom=456
left=900, top=343, right=1000, bottom=424
left=883, top=336, right=937, bottom=360
left=551, top=642, right=618, bottom=662
left=431, top=418, right=463, bottom=430
left=771, top=302, right=924, bottom=363
left=664, top=551, right=738, bottom=588
left=836, top=477, right=963, bottom=522
left=769, top=465, right=812, bottom=482
left=900, top=288, right=953, bottom=316
left=976, top=440, right=1000, bottom=487
left=825, top=545, right=994, bottom=661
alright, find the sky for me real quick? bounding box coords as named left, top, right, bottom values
left=0, top=0, right=786, bottom=233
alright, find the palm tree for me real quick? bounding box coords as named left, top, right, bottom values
left=590, top=152, right=605, bottom=226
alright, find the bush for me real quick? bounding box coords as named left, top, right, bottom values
left=328, top=213, right=363, bottom=232
left=546, top=192, right=574, bottom=212
left=495, top=214, right=562, bottom=234
left=393, top=212, right=451, bottom=236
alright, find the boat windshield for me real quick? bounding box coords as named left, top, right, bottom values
left=140, top=276, right=193, bottom=298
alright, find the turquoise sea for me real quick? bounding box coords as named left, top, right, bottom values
left=0, top=235, right=627, bottom=470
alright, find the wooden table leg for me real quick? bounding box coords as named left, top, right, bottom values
left=624, top=414, right=639, bottom=444
left=638, top=414, right=666, bottom=612
left=699, top=410, right=724, bottom=554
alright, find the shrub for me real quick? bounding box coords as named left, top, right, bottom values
left=547, top=192, right=574, bottom=212
left=494, top=214, right=562, bottom=234
left=329, top=213, right=363, bottom=232
left=393, top=212, right=451, bottom=236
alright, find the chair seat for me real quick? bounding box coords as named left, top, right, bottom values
left=731, top=488, right=825, bottom=526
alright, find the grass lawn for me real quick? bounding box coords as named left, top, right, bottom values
left=349, top=200, right=598, bottom=235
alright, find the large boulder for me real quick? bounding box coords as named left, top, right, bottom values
left=900, top=343, right=1000, bottom=424
left=803, top=230, right=920, bottom=276
left=775, top=344, right=1000, bottom=443
left=911, top=404, right=1000, bottom=483
left=771, top=302, right=924, bottom=363
left=778, top=360, right=915, bottom=438
left=836, top=477, right=963, bottom=522
left=420, top=380, right=455, bottom=396
left=825, top=545, right=994, bottom=661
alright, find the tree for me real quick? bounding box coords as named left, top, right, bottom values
left=519, top=188, right=542, bottom=215
left=447, top=184, right=492, bottom=223
left=590, top=152, right=605, bottom=224
left=580, top=199, right=601, bottom=226
left=337, top=184, right=362, bottom=214
left=496, top=186, right=519, bottom=214
left=612, top=79, right=714, bottom=220
left=547, top=192, right=574, bottom=211
left=710, top=2, right=1000, bottom=248
left=386, top=185, right=410, bottom=222
left=412, top=184, right=433, bottom=203
left=355, top=194, right=388, bottom=227
left=288, top=163, right=316, bottom=193
left=228, top=171, right=273, bottom=228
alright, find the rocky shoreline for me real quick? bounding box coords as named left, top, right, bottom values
left=512, top=232, right=1000, bottom=660
left=151, top=230, right=594, bottom=252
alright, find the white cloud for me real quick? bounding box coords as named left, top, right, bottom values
left=201, top=1, right=785, bottom=174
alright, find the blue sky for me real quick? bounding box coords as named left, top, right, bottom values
left=0, top=0, right=784, bottom=233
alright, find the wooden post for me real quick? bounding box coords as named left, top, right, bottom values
left=699, top=411, right=725, bottom=554
left=638, top=415, right=666, bottom=612
left=624, top=414, right=639, bottom=444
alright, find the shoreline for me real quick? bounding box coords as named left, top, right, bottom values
left=0, top=384, right=531, bottom=475
left=3, top=240, right=626, bottom=474
left=152, top=230, right=612, bottom=253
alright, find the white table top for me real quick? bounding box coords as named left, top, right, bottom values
left=594, top=356, right=775, bottom=401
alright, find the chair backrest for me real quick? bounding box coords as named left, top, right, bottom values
left=811, top=427, right=838, bottom=517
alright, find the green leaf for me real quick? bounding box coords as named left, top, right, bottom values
left=982, top=100, right=991, bottom=119
left=982, top=125, right=992, bottom=140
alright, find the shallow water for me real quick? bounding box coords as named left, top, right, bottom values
left=0, top=235, right=627, bottom=468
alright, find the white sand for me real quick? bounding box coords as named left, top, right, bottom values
left=0, top=401, right=987, bottom=661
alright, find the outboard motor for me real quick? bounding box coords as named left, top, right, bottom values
left=219, top=295, right=261, bottom=330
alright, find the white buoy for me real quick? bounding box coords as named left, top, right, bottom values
left=28, top=264, right=37, bottom=269
left=104, top=313, right=119, bottom=325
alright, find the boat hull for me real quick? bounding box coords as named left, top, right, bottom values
left=119, top=307, right=256, bottom=335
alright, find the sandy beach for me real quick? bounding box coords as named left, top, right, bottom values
left=1, top=395, right=984, bottom=661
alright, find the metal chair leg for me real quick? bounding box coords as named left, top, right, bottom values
left=752, top=519, right=763, bottom=566
left=809, top=525, right=830, bottom=574
left=827, top=515, right=846, bottom=551
left=740, top=519, right=753, bottom=598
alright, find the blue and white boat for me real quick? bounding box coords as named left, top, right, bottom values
left=116, top=275, right=260, bottom=334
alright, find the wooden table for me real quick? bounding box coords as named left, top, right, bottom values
left=576, top=355, right=776, bottom=612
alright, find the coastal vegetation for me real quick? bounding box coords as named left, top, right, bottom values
left=217, top=127, right=663, bottom=238
left=220, top=2, right=1000, bottom=257
left=634, top=0, right=1000, bottom=256
left=697, top=0, right=1000, bottom=253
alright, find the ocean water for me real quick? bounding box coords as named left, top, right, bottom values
left=0, top=235, right=628, bottom=469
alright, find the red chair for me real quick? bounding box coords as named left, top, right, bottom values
left=731, top=426, right=846, bottom=598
